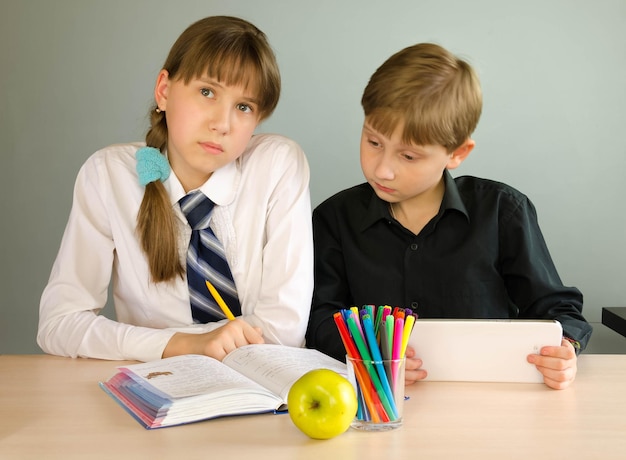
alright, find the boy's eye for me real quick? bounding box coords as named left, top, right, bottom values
left=200, top=88, right=214, bottom=98
left=368, top=139, right=381, bottom=148
left=237, top=103, right=253, bottom=114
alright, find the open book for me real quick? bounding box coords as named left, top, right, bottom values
left=99, top=344, right=347, bottom=429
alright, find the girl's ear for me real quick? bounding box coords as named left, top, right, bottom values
left=446, top=138, right=475, bottom=170
left=154, top=69, right=170, bottom=111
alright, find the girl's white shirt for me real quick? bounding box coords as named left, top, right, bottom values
left=38, top=134, right=313, bottom=362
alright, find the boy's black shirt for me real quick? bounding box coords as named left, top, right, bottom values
left=306, top=171, right=592, bottom=361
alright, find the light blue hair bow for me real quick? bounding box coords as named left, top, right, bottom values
left=136, top=146, right=170, bottom=186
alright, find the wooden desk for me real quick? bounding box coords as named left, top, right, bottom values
left=1, top=354, right=625, bottom=459
left=602, top=307, right=626, bottom=338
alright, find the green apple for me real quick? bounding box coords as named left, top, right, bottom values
left=287, top=369, right=357, bottom=440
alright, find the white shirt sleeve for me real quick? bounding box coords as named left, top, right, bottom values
left=37, top=145, right=182, bottom=361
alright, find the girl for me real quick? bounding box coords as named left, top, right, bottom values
left=38, top=16, right=313, bottom=362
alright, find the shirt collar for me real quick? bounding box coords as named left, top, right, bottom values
left=164, top=159, right=240, bottom=207
left=441, top=170, right=468, bottom=220
left=360, top=190, right=392, bottom=231
left=360, top=170, right=469, bottom=231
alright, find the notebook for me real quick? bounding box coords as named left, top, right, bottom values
left=407, top=319, right=563, bottom=383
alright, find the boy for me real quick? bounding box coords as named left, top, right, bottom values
left=306, top=43, right=592, bottom=390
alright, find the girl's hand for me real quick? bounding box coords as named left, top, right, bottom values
left=404, top=346, right=427, bottom=385
left=163, top=319, right=265, bottom=360
left=527, top=338, right=577, bottom=390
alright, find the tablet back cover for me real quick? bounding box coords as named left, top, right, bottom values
left=407, top=319, right=563, bottom=383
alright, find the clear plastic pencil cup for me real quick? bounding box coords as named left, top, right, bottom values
left=346, top=356, right=405, bottom=431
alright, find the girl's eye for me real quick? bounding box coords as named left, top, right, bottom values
left=200, top=88, right=214, bottom=98
left=368, top=139, right=381, bottom=148
left=237, top=103, right=253, bottom=114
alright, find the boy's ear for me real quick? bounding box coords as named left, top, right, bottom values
left=446, top=139, right=475, bottom=170
left=154, top=69, right=170, bottom=111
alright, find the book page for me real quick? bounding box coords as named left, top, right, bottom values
left=222, top=344, right=347, bottom=400
left=118, top=354, right=271, bottom=399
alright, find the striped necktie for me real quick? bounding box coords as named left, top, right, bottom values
left=179, top=191, right=241, bottom=323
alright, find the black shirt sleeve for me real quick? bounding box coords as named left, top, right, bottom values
left=305, top=202, right=351, bottom=361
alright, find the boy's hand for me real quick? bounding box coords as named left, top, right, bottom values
left=527, top=338, right=577, bottom=390
left=163, top=319, right=265, bottom=361
left=404, top=346, right=427, bottom=385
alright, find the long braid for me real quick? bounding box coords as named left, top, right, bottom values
left=137, top=108, right=184, bottom=282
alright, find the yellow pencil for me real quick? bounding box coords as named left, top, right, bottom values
left=205, top=280, right=236, bottom=320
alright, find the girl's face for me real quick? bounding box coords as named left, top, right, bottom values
left=359, top=121, right=472, bottom=206
left=155, top=70, right=261, bottom=192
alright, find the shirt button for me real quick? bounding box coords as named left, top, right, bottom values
left=411, top=302, right=418, bottom=309
left=410, top=243, right=418, bottom=250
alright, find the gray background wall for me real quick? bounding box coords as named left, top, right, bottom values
left=2, top=0, right=625, bottom=354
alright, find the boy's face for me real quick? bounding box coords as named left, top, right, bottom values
left=360, top=121, right=471, bottom=205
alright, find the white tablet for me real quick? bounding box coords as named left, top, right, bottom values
left=407, top=319, right=563, bottom=383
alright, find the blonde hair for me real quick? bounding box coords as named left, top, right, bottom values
left=137, top=16, right=281, bottom=282
left=361, top=43, right=482, bottom=152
